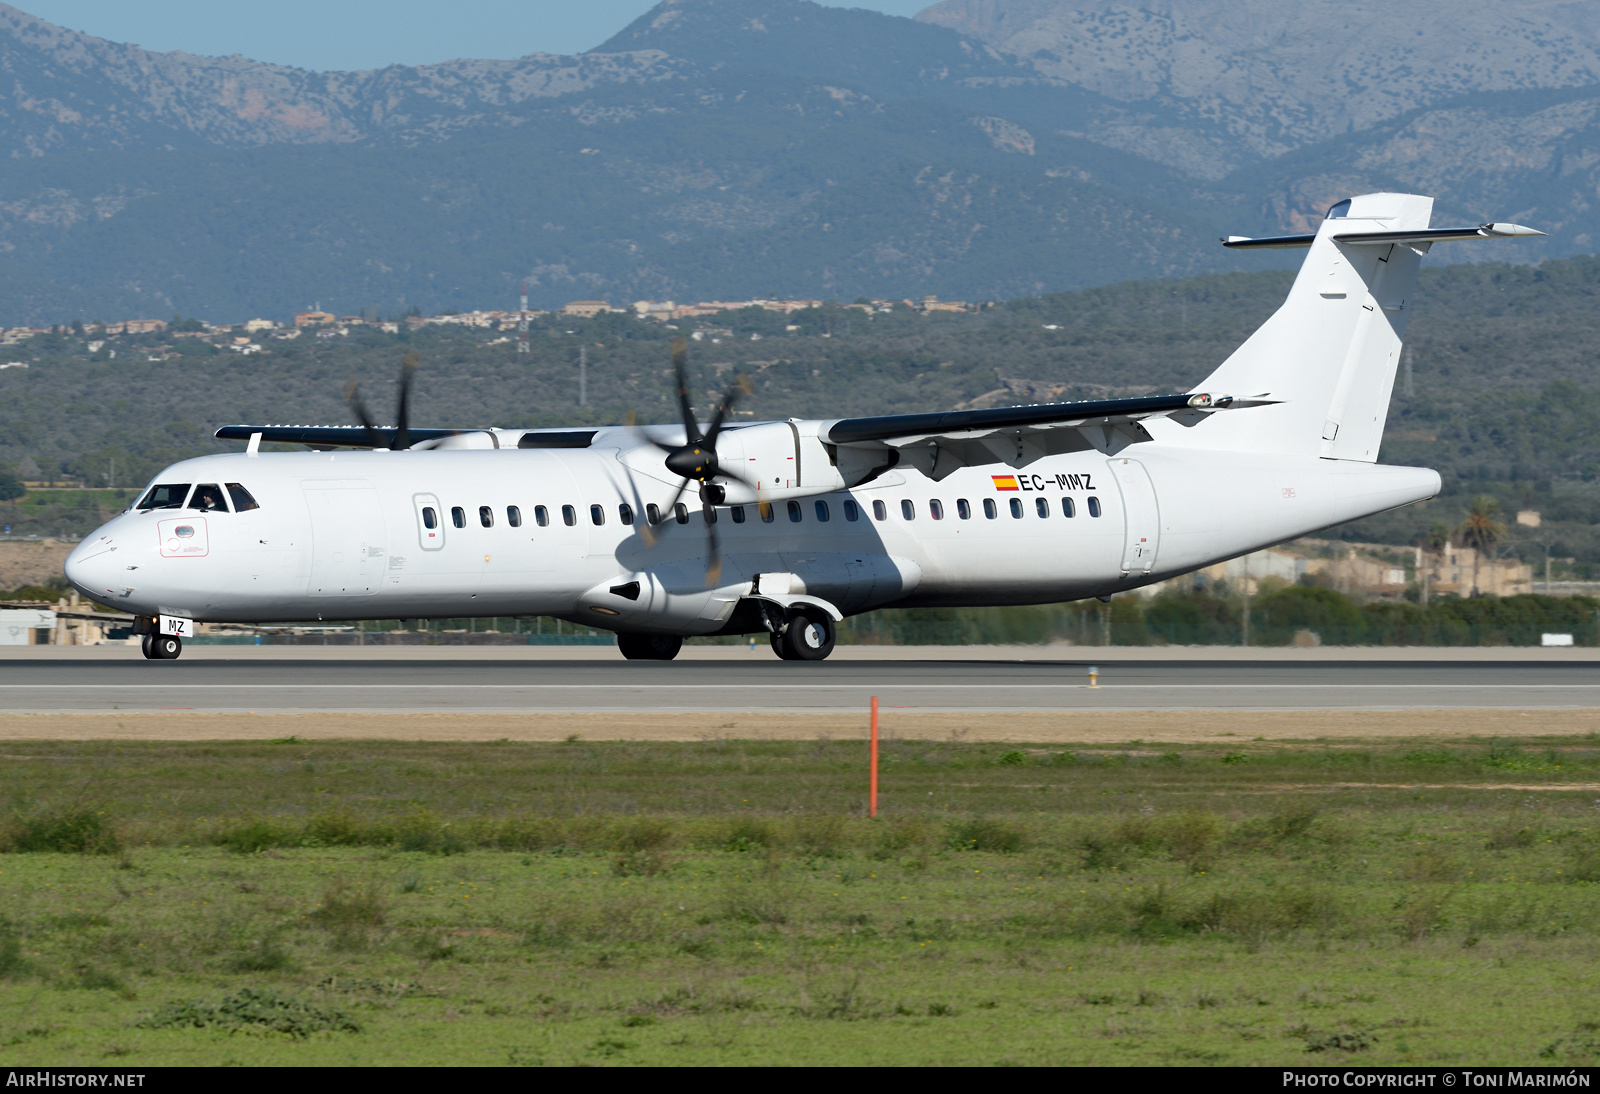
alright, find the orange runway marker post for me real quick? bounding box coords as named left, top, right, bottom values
left=869, top=695, right=879, bottom=819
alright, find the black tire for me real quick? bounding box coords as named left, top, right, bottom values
left=140, top=633, right=156, bottom=660
left=152, top=635, right=182, bottom=660
left=617, top=633, right=683, bottom=661
left=779, top=611, right=835, bottom=661
left=770, top=631, right=793, bottom=660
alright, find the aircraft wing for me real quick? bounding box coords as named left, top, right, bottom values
left=819, top=391, right=1267, bottom=480
left=214, top=424, right=469, bottom=449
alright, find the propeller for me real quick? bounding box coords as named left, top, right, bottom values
left=345, top=350, right=421, bottom=450
left=636, top=338, right=761, bottom=585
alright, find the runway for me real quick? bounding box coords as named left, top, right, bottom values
left=8, top=654, right=1600, bottom=714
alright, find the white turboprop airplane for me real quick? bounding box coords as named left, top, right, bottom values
left=65, top=193, right=1541, bottom=661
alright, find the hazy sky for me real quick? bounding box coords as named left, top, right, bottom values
left=17, top=1, right=936, bottom=71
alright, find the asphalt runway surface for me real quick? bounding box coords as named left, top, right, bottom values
left=7, top=656, right=1600, bottom=714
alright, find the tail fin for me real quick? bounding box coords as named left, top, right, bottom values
left=1192, top=192, right=1432, bottom=462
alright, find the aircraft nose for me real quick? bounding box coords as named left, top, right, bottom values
left=64, top=535, right=124, bottom=602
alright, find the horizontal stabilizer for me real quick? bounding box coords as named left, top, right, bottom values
left=1223, top=222, right=1545, bottom=250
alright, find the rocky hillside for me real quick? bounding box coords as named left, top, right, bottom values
left=919, top=0, right=1600, bottom=168
left=0, top=0, right=1592, bottom=321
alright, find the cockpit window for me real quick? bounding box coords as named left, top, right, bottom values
left=1325, top=199, right=1352, bottom=220
left=225, top=483, right=260, bottom=512
left=137, top=483, right=191, bottom=510
left=190, top=484, right=227, bottom=512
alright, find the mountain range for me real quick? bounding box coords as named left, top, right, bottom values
left=0, top=0, right=1595, bottom=322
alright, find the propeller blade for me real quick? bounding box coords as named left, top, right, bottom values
left=392, top=350, right=419, bottom=451
left=704, top=374, right=752, bottom=448
left=670, top=338, right=701, bottom=444
left=623, top=407, right=678, bottom=454
left=343, top=378, right=382, bottom=449
left=649, top=476, right=692, bottom=543
left=703, top=498, right=722, bottom=587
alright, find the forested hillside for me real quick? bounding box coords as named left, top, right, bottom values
left=3, top=252, right=1599, bottom=569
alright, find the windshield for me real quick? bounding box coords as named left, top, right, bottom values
left=225, top=483, right=260, bottom=512
left=137, top=483, right=191, bottom=510
left=189, top=484, right=227, bottom=512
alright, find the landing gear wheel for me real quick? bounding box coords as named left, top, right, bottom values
left=617, top=633, right=683, bottom=661
left=777, top=611, right=835, bottom=662
left=149, top=635, right=182, bottom=660
left=140, top=634, right=155, bottom=659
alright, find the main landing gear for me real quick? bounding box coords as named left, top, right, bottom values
left=141, top=634, right=182, bottom=660
left=771, top=609, right=836, bottom=661
left=617, top=633, right=684, bottom=661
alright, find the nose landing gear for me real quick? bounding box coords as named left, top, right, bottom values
left=141, top=634, right=182, bottom=660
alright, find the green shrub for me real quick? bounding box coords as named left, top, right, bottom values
left=722, top=818, right=773, bottom=853
left=1159, top=811, right=1223, bottom=869
left=6, top=809, right=119, bottom=854
left=217, top=818, right=296, bottom=853
left=304, top=809, right=367, bottom=846
left=996, top=750, right=1028, bottom=766
left=310, top=882, right=386, bottom=933
left=947, top=818, right=1025, bottom=853
left=137, top=988, right=359, bottom=1038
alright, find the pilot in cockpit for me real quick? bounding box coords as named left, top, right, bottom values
left=189, top=483, right=227, bottom=512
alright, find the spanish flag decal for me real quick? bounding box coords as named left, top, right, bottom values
left=991, top=475, right=1020, bottom=491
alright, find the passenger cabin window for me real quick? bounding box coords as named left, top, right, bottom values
left=957, top=499, right=971, bottom=520
left=929, top=500, right=944, bottom=520
left=479, top=505, right=494, bottom=528
left=787, top=500, right=802, bottom=523
left=189, top=484, right=227, bottom=512
left=675, top=503, right=690, bottom=525
left=1036, top=498, right=1049, bottom=518
left=618, top=503, right=634, bottom=526
left=562, top=505, right=577, bottom=527
left=646, top=503, right=662, bottom=525
left=422, top=506, right=438, bottom=529
left=137, top=483, right=191, bottom=510
left=900, top=499, right=915, bottom=521
left=1062, top=497, right=1075, bottom=518
left=1087, top=497, right=1102, bottom=518
left=451, top=506, right=466, bottom=529
left=1009, top=498, right=1024, bottom=519
left=534, top=505, right=549, bottom=527
left=590, top=504, right=605, bottom=526
left=872, top=500, right=887, bottom=521
left=983, top=498, right=997, bottom=519
left=225, top=484, right=260, bottom=512
left=731, top=506, right=745, bottom=524
left=507, top=505, right=522, bottom=528
left=761, top=503, right=776, bottom=524
left=843, top=500, right=859, bottom=522
left=814, top=500, right=829, bottom=522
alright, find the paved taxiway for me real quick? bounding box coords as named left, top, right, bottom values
left=7, top=652, right=1600, bottom=714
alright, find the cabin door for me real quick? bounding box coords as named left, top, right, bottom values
left=1109, top=458, right=1161, bottom=576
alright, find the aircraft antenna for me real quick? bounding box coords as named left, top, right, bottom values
left=517, top=279, right=530, bottom=355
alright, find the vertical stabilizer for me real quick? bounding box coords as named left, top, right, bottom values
left=1189, top=193, right=1432, bottom=461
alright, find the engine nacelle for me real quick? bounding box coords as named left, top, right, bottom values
left=713, top=421, right=846, bottom=504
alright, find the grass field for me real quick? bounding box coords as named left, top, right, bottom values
left=2, top=733, right=1600, bottom=1066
